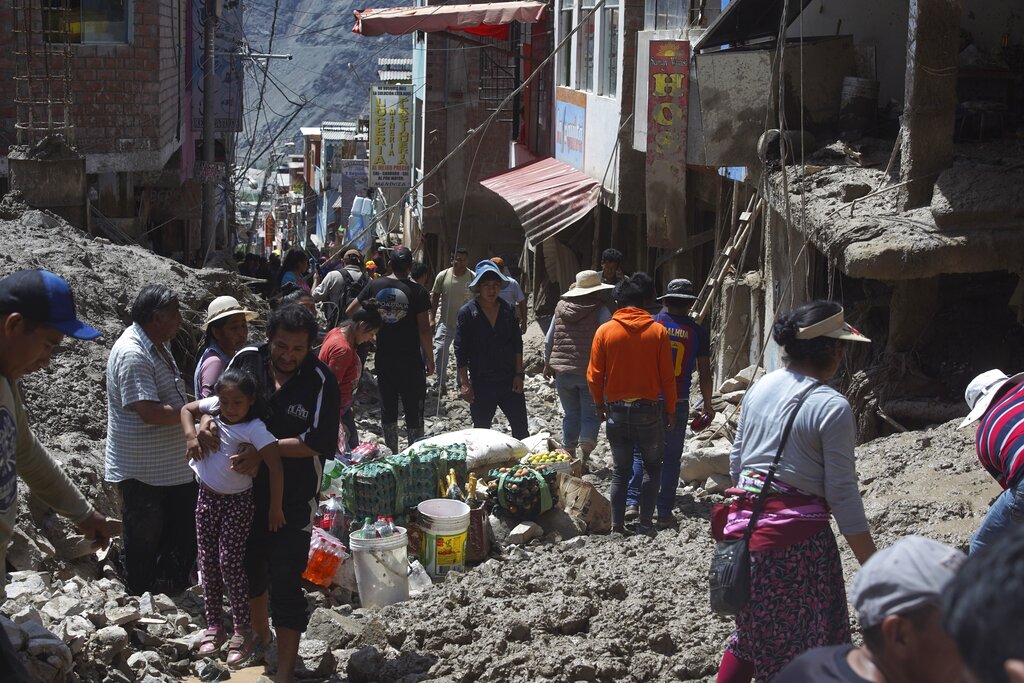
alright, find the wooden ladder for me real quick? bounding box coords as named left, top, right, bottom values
left=691, top=195, right=764, bottom=324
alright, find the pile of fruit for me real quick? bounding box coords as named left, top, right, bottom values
left=486, top=464, right=558, bottom=519
left=524, top=449, right=572, bottom=465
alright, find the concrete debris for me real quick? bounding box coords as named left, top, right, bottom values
left=679, top=445, right=731, bottom=482
left=703, top=473, right=732, bottom=494
left=507, top=521, right=544, bottom=545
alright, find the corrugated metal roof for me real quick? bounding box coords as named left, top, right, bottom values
left=321, top=121, right=360, bottom=141
left=378, top=70, right=413, bottom=82
left=300, top=126, right=321, bottom=137
left=479, top=157, right=599, bottom=247
left=377, top=57, right=412, bottom=67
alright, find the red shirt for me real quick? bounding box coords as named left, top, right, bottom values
left=318, top=328, right=359, bottom=410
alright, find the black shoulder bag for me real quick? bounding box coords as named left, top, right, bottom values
left=708, top=382, right=820, bottom=616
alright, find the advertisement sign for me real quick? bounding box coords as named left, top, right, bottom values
left=191, top=0, right=244, bottom=132
left=555, top=87, right=586, bottom=171
left=646, top=41, right=690, bottom=249
left=340, top=159, right=369, bottom=223
left=195, top=160, right=224, bottom=184
left=369, top=84, right=413, bottom=188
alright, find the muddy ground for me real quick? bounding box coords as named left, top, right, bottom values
left=0, top=207, right=1002, bottom=682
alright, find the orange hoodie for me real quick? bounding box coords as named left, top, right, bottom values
left=587, top=307, right=678, bottom=412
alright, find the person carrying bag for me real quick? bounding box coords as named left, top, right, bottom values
left=711, top=301, right=878, bottom=683
left=709, top=381, right=820, bottom=615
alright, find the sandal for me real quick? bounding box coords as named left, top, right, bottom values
left=197, top=627, right=227, bottom=656
left=226, top=629, right=257, bottom=669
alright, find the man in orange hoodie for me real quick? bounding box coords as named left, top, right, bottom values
left=588, top=276, right=677, bottom=533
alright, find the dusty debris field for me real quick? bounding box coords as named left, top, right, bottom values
left=0, top=208, right=1000, bottom=682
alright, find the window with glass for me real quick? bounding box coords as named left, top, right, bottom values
left=644, top=0, right=686, bottom=30
left=558, top=0, right=573, bottom=86
left=44, top=0, right=130, bottom=43
left=599, top=3, right=619, bottom=97
left=577, top=0, right=596, bottom=92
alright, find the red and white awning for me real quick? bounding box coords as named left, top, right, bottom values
left=480, top=157, right=600, bottom=246
left=353, top=2, right=546, bottom=37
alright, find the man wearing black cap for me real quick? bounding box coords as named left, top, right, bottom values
left=0, top=270, right=113, bottom=579
left=348, top=246, right=434, bottom=452
left=623, top=278, right=714, bottom=527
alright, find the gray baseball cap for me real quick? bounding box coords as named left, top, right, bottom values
left=850, top=536, right=965, bottom=629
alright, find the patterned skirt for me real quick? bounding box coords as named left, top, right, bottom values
left=726, top=526, right=851, bottom=682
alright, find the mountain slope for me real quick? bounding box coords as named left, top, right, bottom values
left=240, top=0, right=411, bottom=160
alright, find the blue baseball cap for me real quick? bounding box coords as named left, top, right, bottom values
left=468, top=260, right=509, bottom=293
left=0, top=270, right=101, bottom=340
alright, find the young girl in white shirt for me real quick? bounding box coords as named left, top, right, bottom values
left=180, top=367, right=284, bottom=667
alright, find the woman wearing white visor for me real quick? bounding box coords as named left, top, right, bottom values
left=717, top=300, right=877, bottom=683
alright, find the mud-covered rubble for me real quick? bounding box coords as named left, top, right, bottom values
left=1, top=570, right=206, bottom=682
left=327, top=419, right=994, bottom=683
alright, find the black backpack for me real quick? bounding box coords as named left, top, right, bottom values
left=326, top=268, right=366, bottom=327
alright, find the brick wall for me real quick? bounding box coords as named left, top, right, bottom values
left=0, top=0, right=183, bottom=161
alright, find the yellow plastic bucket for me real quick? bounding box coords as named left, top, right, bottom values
left=417, top=499, right=471, bottom=578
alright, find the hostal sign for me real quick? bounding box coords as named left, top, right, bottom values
left=369, top=84, right=413, bottom=188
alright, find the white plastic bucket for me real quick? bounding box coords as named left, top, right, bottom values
left=417, top=499, right=471, bottom=578
left=349, top=526, right=410, bottom=608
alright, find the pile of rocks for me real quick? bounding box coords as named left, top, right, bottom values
left=1, top=570, right=210, bottom=682
left=680, top=365, right=763, bottom=493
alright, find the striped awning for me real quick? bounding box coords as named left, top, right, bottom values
left=480, top=157, right=599, bottom=246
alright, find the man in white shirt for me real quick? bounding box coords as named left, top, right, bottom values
left=429, top=247, right=473, bottom=395
left=491, top=256, right=528, bottom=334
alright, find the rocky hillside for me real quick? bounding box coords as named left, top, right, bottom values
left=241, top=0, right=411, bottom=156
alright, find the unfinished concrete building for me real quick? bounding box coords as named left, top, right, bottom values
left=687, top=0, right=1024, bottom=439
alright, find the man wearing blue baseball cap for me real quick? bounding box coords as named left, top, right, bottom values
left=0, top=269, right=113, bottom=579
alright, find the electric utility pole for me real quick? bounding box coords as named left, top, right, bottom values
left=200, top=0, right=219, bottom=263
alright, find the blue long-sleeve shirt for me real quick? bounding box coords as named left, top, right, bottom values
left=454, top=299, right=523, bottom=383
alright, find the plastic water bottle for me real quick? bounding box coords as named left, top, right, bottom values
left=321, top=495, right=344, bottom=538
left=375, top=516, right=391, bottom=538
left=384, top=517, right=397, bottom=536
left=357, top=516, right=374, bottom=540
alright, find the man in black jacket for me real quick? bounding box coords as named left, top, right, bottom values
left=207, top=304, right=340, bottom=680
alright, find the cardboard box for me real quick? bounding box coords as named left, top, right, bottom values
left=555, top=474, right=611, bottom=534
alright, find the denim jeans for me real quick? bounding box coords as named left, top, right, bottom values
left=607, top=401, right=665, bottom=527
left=970, top=479, right=1024, bottom=555
left=433, top=323, right=456, bottom=391
left=555, top=373, right=600, bottom=449
left=627, top=401, right=687, bottom=516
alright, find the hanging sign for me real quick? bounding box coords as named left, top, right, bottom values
left=646, top=40, right=690, bottom=249
left=368, top=84, right=413, bottom=188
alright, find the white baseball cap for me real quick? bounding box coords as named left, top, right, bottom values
left=959, top=369, right=1024, bottom=429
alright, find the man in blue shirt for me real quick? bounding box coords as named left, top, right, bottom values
left=626, top=278, right=714, bottom=528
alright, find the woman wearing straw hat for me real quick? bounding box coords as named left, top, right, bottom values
left=543, top=270, right=613, bottom=470
left=195, top=296, right=259, bottom=400
left=959, top=368, right=1024, bottom=555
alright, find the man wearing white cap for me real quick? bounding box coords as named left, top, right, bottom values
left=775, top=535, right=966, bottom=683
left=959, top=369, right=1024, bottom=554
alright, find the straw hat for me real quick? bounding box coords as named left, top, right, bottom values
left=959, top=369, right=1024, bottom=429
left=202, top=296, right=258, bottom=330
left=562, top=270, right=615, bottom=298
